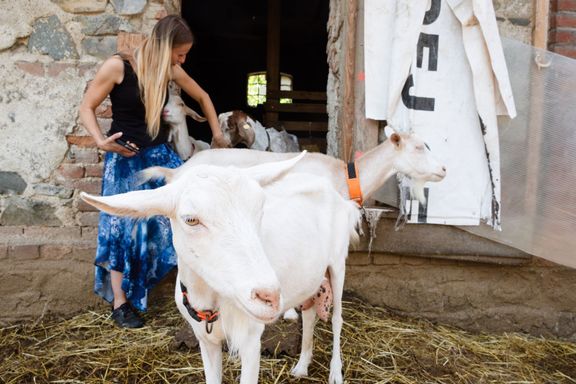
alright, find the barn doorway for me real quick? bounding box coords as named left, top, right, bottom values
left=181, top=0, right=329, bottom=152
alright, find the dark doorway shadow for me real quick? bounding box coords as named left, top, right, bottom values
left=181, top=1, right=329, bottom=151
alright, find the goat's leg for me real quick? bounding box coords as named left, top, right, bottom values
left=174, top=276, right=222, bottom=383
left=328, top=264, right=345, bottom=384
left=198, top=339, right=223, bottom=384
left=238, top=325, right=264, bottom=384
left=291, top=306, right=316, bottom=377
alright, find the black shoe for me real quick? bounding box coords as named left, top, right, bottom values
left=111, top=303, right=144, bottom=328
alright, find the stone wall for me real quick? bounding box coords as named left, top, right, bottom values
left=347, top=213, right=576, bottom=340
left=0, top=0, right=179, bottom=322
left=494, top=0, right=534, bottom=43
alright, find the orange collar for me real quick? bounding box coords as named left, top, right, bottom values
left=180, top=282, right=219, bottom=334
left=346, top=162, right=363, bottom=206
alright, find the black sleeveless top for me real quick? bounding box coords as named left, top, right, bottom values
left=108, top=58, right=169, bottom=148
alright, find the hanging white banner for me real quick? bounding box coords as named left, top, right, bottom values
left=365, top=0, right=515, bottom=229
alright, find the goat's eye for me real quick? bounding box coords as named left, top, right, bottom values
left=424, top=143, right=431, bottom=151
left=242, top=123, right=251, bottom=130
left=183, top=216, right=200, bottom=226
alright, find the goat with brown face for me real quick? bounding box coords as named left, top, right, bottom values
left=219, top=110, right=300, bottom=152
left=218, top=110, right=256, bottom=148
left=165, top=89, right=299, bottom=155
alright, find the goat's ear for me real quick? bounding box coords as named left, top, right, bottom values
left=246, top=151, right=307, bottom=186
left=183, top=106, right=207, bottom=122
left=80, top=185, right=175, bottom=218
left=384, top=125, right=396, bottom=139
left=137, top=166, right=176, bottom=185
left=389, top=132, right=401, bottom=148
left=384, top=126, right=402, bottom=148
left=238, top=122, right=256, bottom=148
left=168, top=81, right=181, bottom=95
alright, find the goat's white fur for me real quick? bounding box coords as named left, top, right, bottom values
left=164, top=93, right=298, bottom=160
left=163, top=93, right=209, bottom=160
left=142, top=128, right=447, bottom=205
left=132, top=129, right=445, bottom=383
left=219, top=111, right=299, bottom=152
left=81, top=152, right=360, bottom=384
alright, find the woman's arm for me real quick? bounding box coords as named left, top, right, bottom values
left=79, top=56, right=139, bottom=156
left=171, top=65, right=231, bottom=148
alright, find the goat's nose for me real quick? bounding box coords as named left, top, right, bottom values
left=252, top=288, right=281, bottom=312
left=442, top=166, right=447, bottom=172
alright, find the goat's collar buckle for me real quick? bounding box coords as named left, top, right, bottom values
left=180, top=282, right=220, bottom=334
left=346, top=161, right=363, bottom=206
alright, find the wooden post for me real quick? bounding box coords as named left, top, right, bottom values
left=340, top=0, right=358, bottom=162
left=533, top=0, right=550, bottom=50
left=354, top=0, right=379, bottom=155
left=264, top=0, right=281, bottom=128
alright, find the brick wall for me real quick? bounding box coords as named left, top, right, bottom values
left=550, top=0, right=576, bottom=58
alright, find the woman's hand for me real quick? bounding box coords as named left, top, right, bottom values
left=211, top=134, right=232, bottom=149
left=97, top=132, right=140, bottom=157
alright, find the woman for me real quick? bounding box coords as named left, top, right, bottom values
left=79, top=15, right=229, bottom=328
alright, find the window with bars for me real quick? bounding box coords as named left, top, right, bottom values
left=246, top=72, right=293, bottom=107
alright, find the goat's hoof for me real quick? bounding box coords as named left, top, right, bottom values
left=290, top=364, right=308, bottom=378
left=329, top=371, right=343, bottom=384
left=283, top=308, right=299, bottom=321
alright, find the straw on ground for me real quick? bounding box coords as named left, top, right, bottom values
left=1, top=295, right=575, bottom=383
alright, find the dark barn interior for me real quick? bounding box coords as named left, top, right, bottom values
left=181, top=0, right=329, bottom=151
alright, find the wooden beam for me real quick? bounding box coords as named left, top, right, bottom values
left=265, top=0, right=281, bottom=127
left=533, top=0, right=550, bottom=49
left=341, top=0, right=358, bottom=162
left=267, top=90, right=327, bottom=101
left=278, top=121, right=328, bottom=132
left=266, top=103, right=327, bottom=114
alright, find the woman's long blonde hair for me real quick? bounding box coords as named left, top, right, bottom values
left=135, top=15, right=193, bottom=139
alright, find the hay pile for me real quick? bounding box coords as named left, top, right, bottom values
left=1, top=295, right=575, bottom=383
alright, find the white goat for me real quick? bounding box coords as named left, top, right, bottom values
left=219, top=110, right=299, bottom=152
left=136, top=127, right=447, bottom=379
left=143, top=127, right=447, bottom=204
left=163, top=95, right=298, bottom=160
left=81, top=153, right=360, bottom=384
left=163, top=93, right=211, bottom=160
left=142, top=127, right=446, bottom=319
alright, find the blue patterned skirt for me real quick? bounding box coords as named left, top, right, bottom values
left=94, top=144, right=183, bottom=311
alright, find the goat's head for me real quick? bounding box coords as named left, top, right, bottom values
left=385, top=126, right=447, bottom=203
left=218, top=110, right=256, bottom=148
left=163, top=94, right=207, bottom=125
left=81, top=152, right=307, bottom=323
